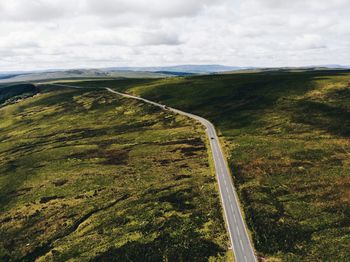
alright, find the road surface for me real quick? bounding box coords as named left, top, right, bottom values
left=48, top=83, right=257, bottom=262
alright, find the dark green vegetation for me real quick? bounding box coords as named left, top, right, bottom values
left=0, top=85, right=229, bottom=261
left=71, top=70, right=350, bottom=261
left=0, top=84, right=38, bottom=105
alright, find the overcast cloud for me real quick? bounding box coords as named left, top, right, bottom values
left=0, top=0, right=349, bottom=71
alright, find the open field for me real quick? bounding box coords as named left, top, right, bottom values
left=0, top=85, right=229, bottom=261
left=69, top=70, right=350, bottom=261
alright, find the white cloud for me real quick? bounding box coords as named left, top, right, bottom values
left=0, top=0, right=349, bottom=71
left=0, top=0, right=72, bottom=21
left=293, top=34, right=326, bottom=50
left=84, top=0, right=222, bottom=18
left=250, top=0, right=350, bottom=11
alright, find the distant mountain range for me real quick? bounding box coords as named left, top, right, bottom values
left=0, top=65, right=248, bottom=83
left=0, top=69, right=170, bottom=84
left=105, top=65, right=249, bottom=73
left=0, top=64, right=349, bottom=84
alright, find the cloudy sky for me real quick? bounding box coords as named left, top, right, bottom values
left=0, top=0, right=349, bottom=71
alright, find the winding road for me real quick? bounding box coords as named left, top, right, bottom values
left=48, top=83, right=257, bottom=262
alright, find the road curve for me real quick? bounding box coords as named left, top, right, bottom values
left=48, top=83, right=257, bottom=262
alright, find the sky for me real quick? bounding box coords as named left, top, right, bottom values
left=0, top=0, right=349, bottom=71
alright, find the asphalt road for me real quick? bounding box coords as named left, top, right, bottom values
left=105, top=88, right=257, bottom=262
left=48, top=84, right=257, bottom=261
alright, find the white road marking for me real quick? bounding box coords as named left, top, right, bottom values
left=237, top=227, right=241, bottom=236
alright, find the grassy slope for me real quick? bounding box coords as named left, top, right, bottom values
left=74, top=70, right=350, bottom=261
left=0, top=85, right=229, bottom=261
left=0, top=84, right=38, bottom=105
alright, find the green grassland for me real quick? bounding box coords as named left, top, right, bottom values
left=0, top=84, right=38, bottom=106
left=0, top=85, right=229, bottom=261
left=68, top=70, right=350, bottom=261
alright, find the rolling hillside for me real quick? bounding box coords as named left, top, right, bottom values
left=68, top=70, right=350, bottom=261
left=0, top=84, right=229, bottom=261
left=0, top=84, right=38, bottom=105
left=0, top=70, right=171, bottom=84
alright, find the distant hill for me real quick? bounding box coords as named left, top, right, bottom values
left=105, top=64, right=249, bottom=74
left=153, top=71, right=194, bottom=76
left=0, top=69, right=171, bottom=84
left=1, top=64, right=349, bottom=84
left=0, top=74, right=25, bottom=80
left=0, top=65, right=245, bottom=84
left=317, top=64, right=350, bottom=69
